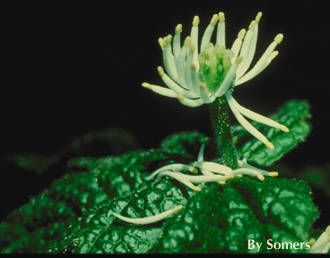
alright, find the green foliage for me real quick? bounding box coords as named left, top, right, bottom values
left=0, top=109, right=320, bottom=254
left=235, top=100, right=311, bottom=167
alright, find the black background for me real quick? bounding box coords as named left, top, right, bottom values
left=0, top=0, right=329, bottom=221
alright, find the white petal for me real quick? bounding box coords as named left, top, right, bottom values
left=177, top=96, right=204, bottom=107
left=230, top=97, right=289, bottom=132
left=173, top=24, right=182, bottom=57
left=147, top=163, right=197, bottom=180
left=194, top=161, right=232, bottom=175
left=236, top=13, right=261, bottom=79
left=183, top=37, right=196, bottom=92
left=216, top=12, right=225, bottom=48
left=111, top=204, right=183, bottom=225
left=227, top=94, right=274, bottom=149
left=142, top=83, right=178, bottom=98
left=235, top=50, right=279, bottom=85
left=160, top=35, right=178, bottom=80
left=159, top=171, right=201, bottom=191
left=190, top=64, right=201, bottom=95
left=198, top=83, right=212, bottom=103
left=201, top=14, right=218, bottom=51
left=157, top=66, right=198, bottom=98
left=309, top=226, right=330, bottom=253
left=235, top=33, right=283, bottom=86
left=181, top=173, right=227, bottom=183
left=175, top=45, right=188, bottom=87
left=231, top=29, right=246, bottom=63
left=190, top=16, right=200, bottom=69
left=232, top=168, right=265, bottom=181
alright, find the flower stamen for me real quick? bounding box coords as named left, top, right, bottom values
left=216, top=12, right=226, bottom=47
left=201, top=14, right=218, bottom=51
left=227, top=93, right=275, bottom=149
left=231, top=29, right=246, bottom=63
left=236, top=33, right=284, bottom=85
left=230, top=96, right=289, bottom=132
left=141, top=82, right=177, bottom=98
left=173, top=24, right=182, bottom=57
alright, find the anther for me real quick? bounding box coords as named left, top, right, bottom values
left=177, top=95, right=185, bottom=102
left=279, top=124, right=289, bottom=132
left=218, top=12, right=225, bottom=22
left=266, top=142, right=275, bottom=150
left=199, top=84, right=206, bottom=90
left=238, top=29, right=246, bottom=39
left=249, top=20, right=256, bottom=30
left=255, top=12, right=263, bottom=23
left=275, top=33, right=284, bottom=44
left=210, top=14, right=218, bottom=25
left=142, top=82, right=151, bottom=89
left=257, top=174, right=265, bottom=181
left=268, top=172, right=279, bottom=177
left=192, top=15, right=200, bottom=26
left=158, top=37, right=164, bottom=48
left=189, top=167, right=198, bottom=174
left=157, top=66, right=165, bottom=76
left=164, top=34, right=172, bottom=45
left=175, top=24, right=183, bottom=33
left=270, top=51, right=279, bottom=61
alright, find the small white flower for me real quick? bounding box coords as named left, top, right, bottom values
left=112, top=144, right=279, bottom=225
left=142, top=12, right=289, bottom=149
left=147, top=143, right=278, bottom=192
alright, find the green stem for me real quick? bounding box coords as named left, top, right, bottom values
left=209, top=97, right=238, bottom=168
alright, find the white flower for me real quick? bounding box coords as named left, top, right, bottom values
left=146, top=143, right=278, bottom=192
left=112, top=143, right=278, bottom=225
left=142, top=12, right=289, bottom=149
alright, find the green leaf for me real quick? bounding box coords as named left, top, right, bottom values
left=155, top=177, right=318, bottom=253
left=237, top=100, right=311, bottom=167
left=0, top=132, right=320, bottom=253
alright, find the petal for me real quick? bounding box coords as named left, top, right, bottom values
left=216, top=12, right=226, bottom=47
left=142, top=83, right=178, bottom=98
left=227, top=93, right=274, bottom=149
left=201, top=14, right=218, bottom=51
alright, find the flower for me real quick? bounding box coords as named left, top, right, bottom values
left=112, top=143, right=279, bottom=226
left=142, top=12, right=289, bottom=149
left=146, top=143, right=278, bottom=192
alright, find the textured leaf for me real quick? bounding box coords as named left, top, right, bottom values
left=236, top=100, right=311, bottom=167
left=155, top=177, right=318, bottom=253
left=0, top=132, right=320, bottom=254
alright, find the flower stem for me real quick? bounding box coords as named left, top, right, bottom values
left=209, top=96, right=238, bottom=168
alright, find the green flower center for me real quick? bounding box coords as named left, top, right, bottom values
left=198, top=44, right=233, bottom=93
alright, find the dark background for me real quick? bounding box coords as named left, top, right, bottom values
left=0, top=0, right=329, bottom=221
